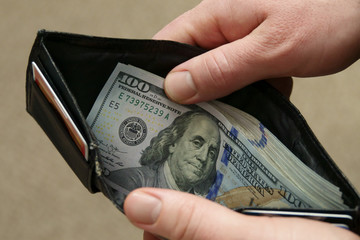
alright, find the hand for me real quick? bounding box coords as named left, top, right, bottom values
left=124, top=188, right=359, bottom=240
left=154, top=0, right=360, bottom=104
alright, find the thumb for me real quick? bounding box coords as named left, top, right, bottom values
left=124, top=188, right=358, bottom=240
left=164, top=34, right=285, bottom=104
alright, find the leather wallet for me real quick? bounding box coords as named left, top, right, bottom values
left=26, top=30, right=360, bottom=233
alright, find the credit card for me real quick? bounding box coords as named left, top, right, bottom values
left=32, top=62, right=89, bottom=160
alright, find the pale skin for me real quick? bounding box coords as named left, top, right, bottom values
left=155, top=0, right=360, bottom=104
left=125, top=188, right=360, bottom=240
left=124, top=0, right=360, bottom=239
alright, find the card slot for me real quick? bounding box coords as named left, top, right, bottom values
left=36, top=46, right=96, bottom=154
left=31, top=61, right=89, bottom=161
left=27, top=78, right=97, bottom=192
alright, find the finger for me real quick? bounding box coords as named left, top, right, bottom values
left=153, top=0, right=265, bottom=49
left=163, top=27, right=291, bottom=104
left=153, top=0, right=282, bottom=104
left=154, top=0, right=299, bottom=104
left=124, top=188, right=358, bottom=240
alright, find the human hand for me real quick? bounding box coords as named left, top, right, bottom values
left=124, top=188, right=359, bottom=240
left=154, top=0, right=360, bottom=104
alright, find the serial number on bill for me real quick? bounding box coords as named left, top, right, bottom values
left=108, top=93, right=170, bottom=120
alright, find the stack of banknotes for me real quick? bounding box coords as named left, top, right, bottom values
left=86, top=63, right=348, bottom=210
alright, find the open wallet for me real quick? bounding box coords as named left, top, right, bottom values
left=26, top=30, right=360, bottom=234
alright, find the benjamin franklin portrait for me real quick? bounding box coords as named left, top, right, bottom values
left=105, top=110, right=221, bottom=203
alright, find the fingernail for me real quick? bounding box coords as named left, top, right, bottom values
left=164, top=71, right=197, bottom=103
left=125, top=192, right=162, bottom=225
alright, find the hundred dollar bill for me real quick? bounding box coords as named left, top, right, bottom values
left=86, top=63, right=347, bottom=210
left=210, top=101, right=347, bottom=209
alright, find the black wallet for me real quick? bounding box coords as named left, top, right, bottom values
left=26, top=30, right=360, bottom=233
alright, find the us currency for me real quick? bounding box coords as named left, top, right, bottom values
left=210, top=101, right=347, bottom=209
left=86, top=63, right=347, bottom=210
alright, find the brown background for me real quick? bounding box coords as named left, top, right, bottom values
left=1, top=0, right=359, bottom=239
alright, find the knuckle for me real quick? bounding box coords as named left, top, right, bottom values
left=169, top=201, right=205, bottom=240
left=254, top=26, right=306, bottom=76
left=201, top=50, right=233, bottom=90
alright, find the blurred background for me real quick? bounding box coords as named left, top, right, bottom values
left=1, top=0, right=359, bottom=239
